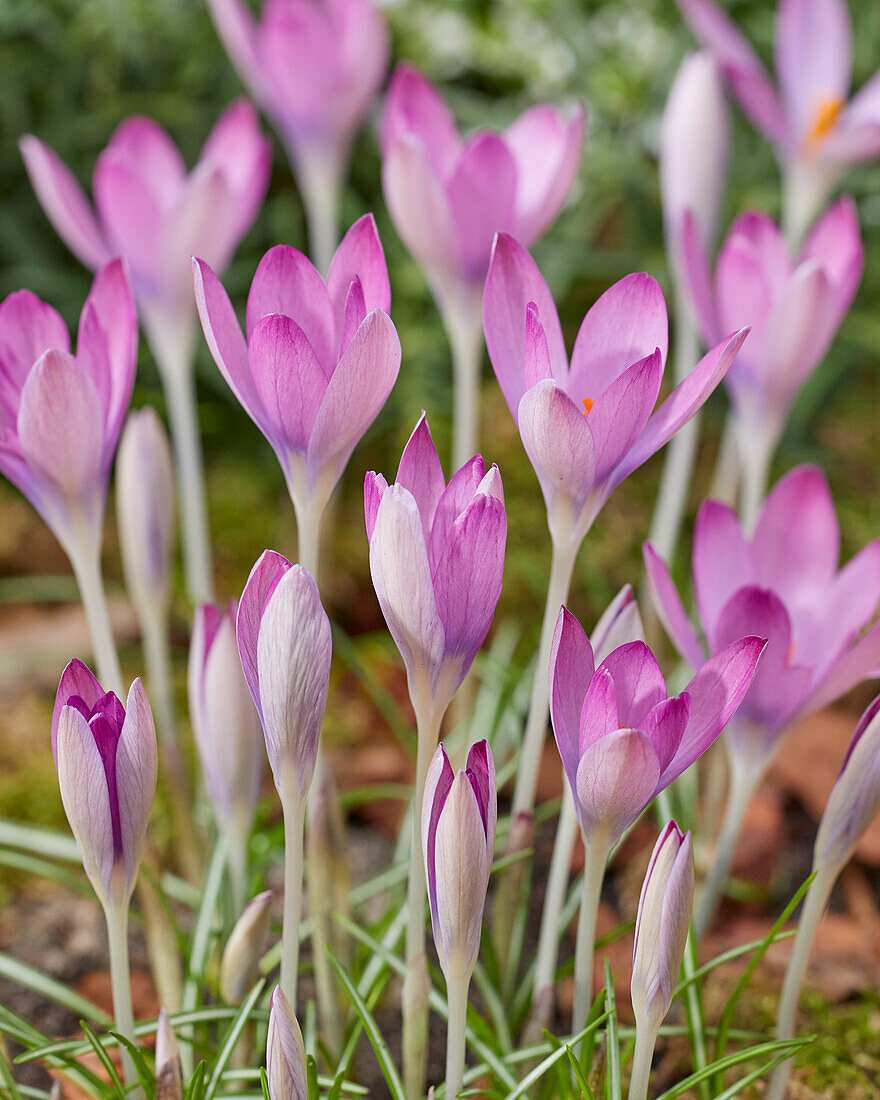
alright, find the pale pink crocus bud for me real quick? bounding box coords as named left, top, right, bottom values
left=155, top=1009, right=183, bottom=1100
left=116, top=408, right=175, bottom=612
left=422, top=741, right=497, bottom=983
left=220, top=890, right=274, bottom=1003
left=266, top=986, right=308, bottom=1100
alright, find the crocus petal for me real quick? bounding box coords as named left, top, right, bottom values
left=249, top=313, right=326, bottom=453
left=799, top=197, right=863, bottom=322
left=587, top=349, right=664, bottom=484
left=575, top=728, right=661, bottom=842
left=0, top=289, right=70, bottom=398
left=267, top=986, right=308, bottom=1100
left=363, top=471, right=387, bottom=542
left=517, top=380, right=596, bottom=516
left=115, top=678, right=158, bottom=892
left=549, top=607, right=596, bottom=784
left=170, top=165, right=240, bottom=288
left=577, top=665, right=620, bottom=756
left=19, top=137, right=110, bottom=271
left=675, top=210, right=720, bottom=344
left=523, top=304, right=554, bottom=389
left=715, top=234, right=774, bottom=359
left=51, top=657, right=104, bottom=762
left=258, top=0, right=338, bottom=133
left=465, top=740, right=497, bottom=845
left=446, top=132, right=517, bottom=283
left=428, top=455, right=488, bottom=568
left=422, top=744, right=455, bottom=931
left=395, top=413, right=446, bottom=540
left=642, top=542, right=707, bottom=670
left=643, top=694, right=692, bottom=775
left=693, top=499, right=753, bottom=636
left=200, top=99, right=271, bottom=240
left=505, top=103, right=585, bottom=245
left=380, top=64, right=460, bottom=174
left=483, top=233, right=568, bottom=417
left=102, top=116, right=186, bottom=203
left=326, top=214, right=391, bottom=344
left=815, top=540, right=880, bottom=665
left=237, top=549, right=293, bottom=725
left=205, top=0, right=267, bottom=109
left=92, top=155, right=165, bottom=295
left=599, top=641, right=668, bottom=728
left=803, top=620, right=880, bottom=716
left=568, top=273, right=668, bottom=400
left=591, top=585, right=645, bottom=664
left=775, top=0, right=852, bottom=144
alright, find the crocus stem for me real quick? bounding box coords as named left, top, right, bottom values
left=708, top=413, right=740, bottom=506
left=225, top=821, right=249, bottom=918
left=280, top=788, right=306, bottom=1008
left=291, top=495, right=323, bottom=582
left=573, top=831, right=610, bottom=1035
left=104, top=899, right=137, bottom=1087
left=435, top=282, right=485, bottom=473
left=529, top=784, right=580, bottom=1035
left=444, top=974, right=470, bottom=1099
left=694, top=750, right=765, bottom=941
left=293, top=146, right=343, bottom=278
left=68, top=531, right=123, bottom=698
left=627, top=1021, right=660, bottom=1100
left=737, top=425, right=774, bottom=534
left=781, top=158, right=833, bottom=253
left=766, top=861, right=837, bottom=1100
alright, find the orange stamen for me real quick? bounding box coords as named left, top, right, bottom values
left=582, top=397, right=594, bottom=416
left=805, top=95, right=845, bottom=149
left=787, top=640, right=796, bottom=665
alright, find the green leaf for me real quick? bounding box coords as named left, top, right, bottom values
left=112, top=1032, right=156, bottom=1098
left=185, top=1061, right=207, bottom=1100
left=565, top=1044, right=595, bottom=1098
left=679, top=932, right=709, bottom=1100
left=203, top=979, right=266, bottom=1100
left=0, top=1033, right=22, bottom=1100
left=259, top=1067, right=271, bottom=1100
left=603, top=958, right=621, bottom=1100
left=503, top=1014, right=611, bottom=1099
left=80, top=1021, right=125, bottom=1100
left=653, top=1037, right=812, bottom=1099
left=306, top=1055, right=319, bottom=1100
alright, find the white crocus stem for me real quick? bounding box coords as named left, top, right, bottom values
left=708, top=413, right=740, bottom=506
left=279, top=785, right=306, bottom=1009
left=291, top=143, right=344, bottom=278
left=142, top=308, right=214, bottom=605
left=766, top=860, right=837, bottom=1100
left=435, top=281, right=486, bottom=473
left=628, top=1019, right=660, bottom=1100
left=781, top=157, right=836, bottom=254
left=139, top=600, right=175, bottom=746
left=66, top=521, right=123, bottom=698
left=694, top=747, right=767, bottom=941
left=223, top=814, right=251, bottom=920
left=104, top=898, right=137, bottom=1087
left=736, top=418, right=777, bottom=534
left=573, top=829, right=611, bottom=1035
left=444, top=972, right=470, bottom=1100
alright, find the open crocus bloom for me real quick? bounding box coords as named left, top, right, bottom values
left=644, top=465, right=880, bottom=768
left=381, top=65, right=584, bottom=298
left=195, top=215, right=401, bottom=530
left=677, top=0, right=880, bottom=238
left=21, top=102, right=270, bottom=344
left=483, top=233, right=747, bottom=546
left=52, top=658, right=157, bottom=909
left=681, top=201, right=863, bottom=455
left=0, top=260, right=136, bottom=554
left=364, top=414, right=506, bottom=716
left=550, top=608, right=764, bottom=846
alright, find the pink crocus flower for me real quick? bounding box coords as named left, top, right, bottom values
left=677, top=0, right=880, bottom=240
left=0, top=260, right=136, bottom=557
left=483, top=233, right=747, bottom=549
left=194, top=214, right=401, bottom=569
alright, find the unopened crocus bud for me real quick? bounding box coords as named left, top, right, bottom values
left=237, top=552, right=331, bottom=801
left=422, top=741, right=496, bottom=983
left=116, top=409, right=175, bottom=611
left=52, top=659, right=157, bottom=909
left=266, top=986, right=308, bottom=1100
left=155, top=1008, right=183, bottom=1100
left=220, top=890, right=273, bottom=1004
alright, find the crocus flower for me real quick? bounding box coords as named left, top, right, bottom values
left=266, top=986, right=308, bottom=1100
left=237, top=552, right=331, bottom=802
left=677, top=0, right=880, bottom=241
left=629, top=823, right=694, bottom=1100
left=52, top=658, right=158, bottom=909
left=194, top=214, right=401, bottom=557
left=0, top=260, right=136, bottom=557
left=483, top=234, right=747, bottom=546
left=550, top=608, right=764, bottom=848
left=220, top=890, right=274, bottom=1003
left=21, top=102, right=270, bottom=344
left=680, top=201, right=863, bottom=466
left=364, top=413, right=506, bottom=716
left=423, top=740, right=497, bottom=982
left=381, top=64, right=584, bottom=300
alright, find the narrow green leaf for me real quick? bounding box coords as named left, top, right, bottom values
left=679, top=933, right=709, bottom=1100
left=80, top=1021, right=125, bottom=1099
left=0, top=1034, right=23, bottom=1100
left=203, top=980, right=266, bottom=1100
left=185, top=1061, right=207, bottom=1100
left=565, top=1044, right=595, bottom=1098
left=259, top=1067, right=271, bottom=1100
left=503, top=1014, right=611, bottom=1099
left=603, top=958, right=621, bottom=1100
left=112, top=1032, right=156, bottom=1098
left=654, top=1037, right=812, bottom=1100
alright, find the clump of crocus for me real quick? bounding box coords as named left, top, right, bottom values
left=195, top=214, right=401, bottom=579
left=767, top=694, right=880, bottom=1100
left=549, top=607, right=763, bottom=1029
left=207, top=0, right=389, bottom=274
left=237, top=552, right=331, bottom=1007
left=22, top=102, right=271, bottom=602
left=189, top=602, right=264, bottom=913
left=422, top=741, right=496, bottom=1100
left=220, top=890, right=274, bottom=1003
left=53, top=658, right=158, bottom=1082
left=365, top=413, right=505, bottom=1097
left=629, top=823, right=695, bottom=1100
left=381, top=64, right=585, bottom=469
left=680, top=200, right=863, bottom=524
left=644, top=464, right=880, bottom=936
left=0, top=262, right=136, bottom=692
left=677, top=0, right=880, bottom=244
left=266, top=986, right=308, bottom=1100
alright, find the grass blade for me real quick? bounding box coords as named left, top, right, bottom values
left=203, top=979, right=266, bottom=1100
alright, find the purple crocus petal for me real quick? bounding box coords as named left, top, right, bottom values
left=643, top=694, right=692, bottom=775
left=775, top=0, right=851, bottom=145
left=549, top=607, right=596, bottom=784
left=422, top=743, right=455, bottom=934
left=245, top=246, right=336, bottom=371
left=428, top=455, right=488, bottom=567
left=676, top=0, right=791, bottom=146
left=676, top=210, right=720, bottom=345
left=0, top=289, right=70, bottom=398
left=693, top=499, right=753, bottom=637
left=465, top=740, right=497, bottom=846
left=659, top=636, right=766, bottom=788
left=257, top=0, right=339, bottom=133
left=199, top=99, right=271, bottom=241
left=172, top=166, right=241, bottom=289
left=610, top=328, right=748, bottom=490
left=816, top=540, right=880, bottom=663
left=395, top=414, right=446, bottom=539
left=517, top=380, right=596, bottom=515
left=729, top=209, right=792, bottom=281
left=307, top=309, right=401, bottom=491
left=446, top=132, right=517, bottom=284
left=591, top=585, right=645, bottom=664
left=799, top=197, right=864, bottom=322
left=326, top=214, right=391, bottom=344
left=820, top=116, right=880, bottom=164
left=363, top=471, right=388, bottom=542
left=802, top=620, right=880, bottom=717
left=102, top=116, right=187, bottom=200
left=599, top=641, right=668, bottom=728
left=577, top=665, right=620, bottom=755
left=642, top=542, right=707, bottom=670
left=523, top=304, right=554, bottom=389
left=267, top=986, right=308, bottom=1100
left=115, top=678, right=158, bottom=890
left=337, top=278, right=367, bottom=358
left=505, top=103, right=586, bottom=245
left=715, top=236, right=774, bottom=362
left=249, top=313, right=327, bottom=453
left=92, top=155, right=166, bottom=294
left=18, top=137, right=110, bottom=271
left=205, top=0, right=267, bottom=110
left=587, top=349, right=664, bottom=484
left=383, top=135, right=460, bottom=284
left=236, top=549, right=293, bottom=724
left=752, top=465, right=840, bottom=611
left=380, top=64, right=460, bottom=174
left=51, top=658, right=104, bottom=762
left=575, top=727, right=661, bottom=842
left=568, top=273, right=668, bottom=402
